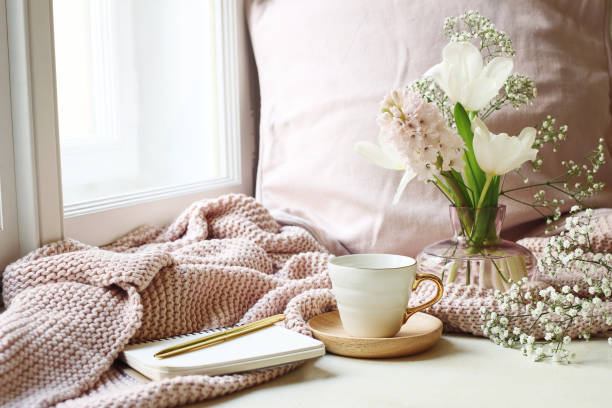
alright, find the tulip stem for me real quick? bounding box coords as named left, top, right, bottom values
left=432, top=178, right=454, bottom=203
left=439, top=172, right=471, bottom=208
left=477, top=174, right=494, bottom=209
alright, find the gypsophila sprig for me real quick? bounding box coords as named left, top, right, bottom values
left=539, top=208, right=611, bottom=284
left=408, top=78, right=454, bottom=128
left=533, top=115, right=568, bottom=156
left=443, top=10, right=515, bottom=61
left=358, top=9, right=612, bottom=364
left=500, top=135, right=606, bottom=228
left=480, top=74, right=537, bottom=120
left=482, top=208, right=612, bottom=362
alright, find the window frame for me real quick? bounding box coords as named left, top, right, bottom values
left=0, top=0, right=20, bottom=270
left=6, top=0, right=255, bottom=250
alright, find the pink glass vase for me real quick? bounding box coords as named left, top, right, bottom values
left=417, top=205, right=536, bottom=290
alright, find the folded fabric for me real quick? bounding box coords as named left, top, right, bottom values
left=1, top=195, right=610, bottom=407
left=1, top=195, right=335, bottom=407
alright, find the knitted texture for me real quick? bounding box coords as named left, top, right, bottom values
left=1, top=195, right=333, bottom=408
left=1, top=194, right=611, bottom=407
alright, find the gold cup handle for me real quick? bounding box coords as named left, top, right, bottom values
left=403, top=273, right=444, bottom=323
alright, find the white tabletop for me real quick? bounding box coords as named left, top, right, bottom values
left=193, top=335, right=611, bottom=408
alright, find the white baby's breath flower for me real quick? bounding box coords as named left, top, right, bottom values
left=532, top=347, right=544, bottom=361
left=443, top=11, right=611, bottom=364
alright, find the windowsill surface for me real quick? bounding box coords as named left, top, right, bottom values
left=190, top=334, right=611, bottom=407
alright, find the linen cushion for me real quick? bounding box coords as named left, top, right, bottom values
left=247, top=0, right=612, bottom=256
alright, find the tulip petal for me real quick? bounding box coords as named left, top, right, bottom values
left=423, top=62, right=443, bottom=82
left=489, top=132, right=517, bottom=174
left=482, top=57, right=513, bottom=91
left=424, top=42, right=513, bottom=112
left=503, top=148, right=536, bottom=174
left=392, top=168, right=417, bottom=204
left=378, top=131, right=408, bottom=166
left=424, top=62, right=454, bottom=101
left=471, top=119, right=540, bottom=175
left=471, top=117, right=490, bottom=139
left=473, top=129, right=498, bottom=174
left=442, top=42, right=483, bottom=82
left=463, top=76, right=500, bottom=112
left=518, top=127, right=537, bottom=147
left=445, top=63, right=466, bottom=104
left=514, top=140, right=538, bottom=165
left=354, top=141, right=403, bottom=170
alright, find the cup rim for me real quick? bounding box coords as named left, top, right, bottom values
left=329, top=253, right=416, bottom=270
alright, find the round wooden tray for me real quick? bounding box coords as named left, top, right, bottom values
left=308, top=311, right=442, bottom=358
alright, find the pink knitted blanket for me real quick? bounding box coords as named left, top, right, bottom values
left=1, top=194, right=611, bottom=407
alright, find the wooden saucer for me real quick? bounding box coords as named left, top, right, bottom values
left=308, top=311, right=442, bottom=358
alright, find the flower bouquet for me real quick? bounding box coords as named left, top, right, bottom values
left=356, top=11, right=606, bottom=290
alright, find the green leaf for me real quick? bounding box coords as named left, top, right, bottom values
left=454, top=103, right=474, bottom=149
left=450, top=169, right=473, bottom=207
left=440, top=171, right=470, bottom=208
left=454, top=103, right=486, bottom=200
left=485, top=176, right=500, bottom=207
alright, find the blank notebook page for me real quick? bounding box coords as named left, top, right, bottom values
left=120, top=325, right=325, bottom=379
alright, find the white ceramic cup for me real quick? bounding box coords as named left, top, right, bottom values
left=328, top=254, right=443, bottom=338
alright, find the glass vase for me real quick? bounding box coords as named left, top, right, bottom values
left=416, top=205, right=536, bottom=290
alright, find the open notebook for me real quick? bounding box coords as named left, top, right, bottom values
left=119, top=325, right=325, bottom=380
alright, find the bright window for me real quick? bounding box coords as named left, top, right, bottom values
left=53, top=0, right=227, bottom=215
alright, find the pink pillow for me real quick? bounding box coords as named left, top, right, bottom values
left=247, top=0, right=612, bottom=256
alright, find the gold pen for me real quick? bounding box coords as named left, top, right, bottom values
left=153, top=314, right=286, bottom=359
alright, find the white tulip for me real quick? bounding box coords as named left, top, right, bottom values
left=425, top=42, right=513, bottom=112
left=472, top=117, right=538, bottom=176
left=354, top=133, right=416, bottom=204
